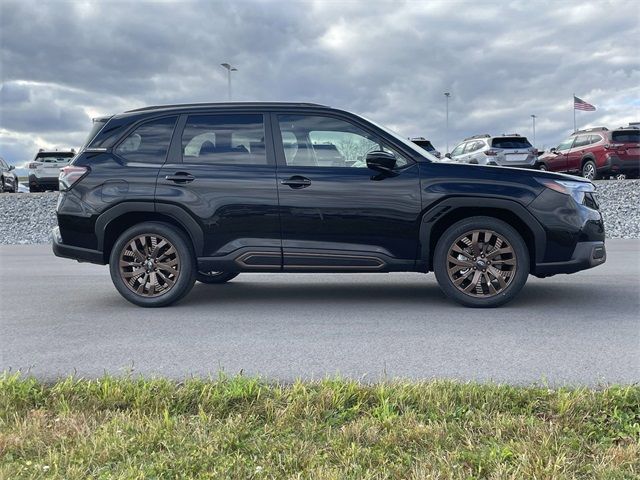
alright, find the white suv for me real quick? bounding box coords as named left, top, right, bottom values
left=447, top=134, right=537, bottom=168
left=28, top=149, right=75, bottom=192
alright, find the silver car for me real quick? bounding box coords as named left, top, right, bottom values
left=446, top=134, right=537, bottom=168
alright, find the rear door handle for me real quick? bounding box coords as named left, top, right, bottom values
left=280, top=176, right=311, bottom=189
left=165, top=172, right=195, bottom=183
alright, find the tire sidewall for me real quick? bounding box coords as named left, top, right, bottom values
left=433, top=216, right=530, bottom=308
left=582, top=160, right=598, bottom=180
left=109, top=222, right=196, bottom=307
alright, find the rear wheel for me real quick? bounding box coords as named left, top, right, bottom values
left=537, top=163, right=548, bottom=171
left=196, top=271, right=239, bottom=284
left=433, top=216, right=529, bottom=308
left=581, top=160, right=598, bottom=180
left=109, top=222, right=196, bottom=307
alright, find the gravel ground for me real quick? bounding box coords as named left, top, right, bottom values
left=0, top=179, right=638, bottom=244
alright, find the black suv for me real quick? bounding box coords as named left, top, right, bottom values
left=53, top=103, right=606, bottom=308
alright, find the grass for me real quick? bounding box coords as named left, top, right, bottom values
left=0, top=373, right=638, bottom=479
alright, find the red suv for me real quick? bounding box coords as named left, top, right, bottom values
left=537, top=126, right=640, bottom=180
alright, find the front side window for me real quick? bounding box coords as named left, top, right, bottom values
left=556, top=137, right=575, bottom=151
left=182, top=114, right=266, bottom=165
left=115, top=116, right=177, bottom=163
left=450, top=144, right=465, bottom=156
left=277, top=115, right=409, bottom=168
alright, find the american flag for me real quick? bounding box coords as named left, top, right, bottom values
left=574, top=96, right=596, bottom=111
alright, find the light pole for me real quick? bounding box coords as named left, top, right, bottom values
left=444, top=92, right=451, bottom=153
left=530, top=114, right=536, bottom=149
left=220, top=63, right=238, bottom=100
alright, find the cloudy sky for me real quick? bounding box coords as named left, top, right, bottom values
left=1, top=0, right=639, bottom=166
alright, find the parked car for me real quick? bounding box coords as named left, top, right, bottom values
left=537, top=126, right=640, bottom=180
left=410, top=137, right=441, bottom=158
left=53, top=102, right=605, bottom=308
left=28, top=149, right=76, bottom=192
left=446, top=134, right=537, bottom=168
left=0, top=156, right=19, bottom=193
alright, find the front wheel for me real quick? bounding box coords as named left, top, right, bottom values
left=109, top=222, right=196, bottom=307
left=433, top=216, right=530, bottom=308
left=537, top=163, right=548, bottom=171
left=196, top=271, right=239, bottom=284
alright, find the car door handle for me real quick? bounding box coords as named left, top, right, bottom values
left=280, top=176, right=311, bottom=189
left=165, top=172, right=195, bottom=183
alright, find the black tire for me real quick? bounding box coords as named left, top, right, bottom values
left=0, top=178, right=4, bottom=193
left=433, top=216, right=529, bottom=308
left=29, top=185, right=39, bottom=193
left=109, top=222, right=196, bottom=307
left=581, top=160, right=598, bottom=180
left=537, top=163, right=548, bottom=171
left=196, top=271, right=239, bottom=284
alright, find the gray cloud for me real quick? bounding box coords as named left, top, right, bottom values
left=1, top=0, right=638, bottom=165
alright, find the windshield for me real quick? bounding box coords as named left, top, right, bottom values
left=359, top=114, right=440, bottom=161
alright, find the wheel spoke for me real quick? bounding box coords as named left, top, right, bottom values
left=447, top=229, right=517, bottom=298
left=122, top=267, right=145, bottom=278
left=129, top=240, right=146, bottom=262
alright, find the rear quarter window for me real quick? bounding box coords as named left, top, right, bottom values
left=115, top=116, right=178, bottom=164
left=491, top=137, right=532, bottom=149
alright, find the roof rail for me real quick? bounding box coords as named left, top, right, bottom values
left=125, top=102, right=329, bottom=113
left=617, top=125, right=639, bottom=130
left=463, top=134, right=491, bottom=141
left=573, top=126, right=608, bottom=135
left=500, top=133, right=521, bottom=137
left=409, top=137, right=428, bottom=141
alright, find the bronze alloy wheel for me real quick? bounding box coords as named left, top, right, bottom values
left=119, top=234, right=180, bottom=297
left=446, top=229, right=517, bottom=298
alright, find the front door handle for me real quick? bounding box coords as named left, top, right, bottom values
left=280, top=176, right=311, bottom=189
left=165, top=172, right=195, bottom=183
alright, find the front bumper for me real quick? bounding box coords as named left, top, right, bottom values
left=533, top=240, right=606, bottom=277
left=51, top=226, right=105, bottom=264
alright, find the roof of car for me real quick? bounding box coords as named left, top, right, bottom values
left=125, top=102, right=329, bottom=113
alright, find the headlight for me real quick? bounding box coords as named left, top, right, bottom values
left=535, top=178, right=595, bottom=205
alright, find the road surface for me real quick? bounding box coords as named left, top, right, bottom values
left=1, top=240, right=638, bottom=385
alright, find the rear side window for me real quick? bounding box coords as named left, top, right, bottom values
left=82, top=119, right=108, bottom=149
left=612, top=130, right=640, bottom=143
left=181, top=114, right=267, bottom=165
left=115, top=116, right=178, bottom=163
left=491, top=137, right=532, bottom=149
left=573, top=135, right=591, bottom=148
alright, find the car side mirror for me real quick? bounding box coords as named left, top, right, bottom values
left=550, top=147, right=558, bottom=154
left=445, top=153, right=452, bottom=159
left=366, top=151, right=396, bottom=173
left=9, top=165, right=15, bottom=171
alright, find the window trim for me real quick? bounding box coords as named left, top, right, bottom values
left=269, top=111, right=417, bottom=170
left=112, top=114, right=179, bottom=165
left=173, top=111, right=274, bottom=167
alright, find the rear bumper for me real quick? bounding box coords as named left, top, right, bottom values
left=29, top=174, right=59, bottom=189
left=600, top=155, right=640, bottom=174
left=533, top=240, right=606, bottom=277
left=51, top=226, right=105, bottom=264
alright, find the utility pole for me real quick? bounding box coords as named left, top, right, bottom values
left=530, top=114, right=536, bottom=149
left=220, top=63, right=238, bottom=100
left=444, top=92, right=450, bottom=153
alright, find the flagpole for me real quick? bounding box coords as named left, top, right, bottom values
left=573, top=93, right=576, bottom=132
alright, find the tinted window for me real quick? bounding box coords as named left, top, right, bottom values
left=277, top=115, right=409, bottom=168
left=82, top=119, right=108, bottom=149
left=115, top=116, right=177, bottom=163
left=182, top=114, right=266, bottom=165
left=612, top=130, right=640, bottom=143
left=573, top=135, right=591, bottom=148
left=491, top=137, right=532, bottom=149
left=588, top=135, right=602, bottom=145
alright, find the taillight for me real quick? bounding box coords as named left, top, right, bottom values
left=59, top=166, right=89, bottom=191
left=28, top=162, right=41, bottom=169
left=484, top=150, right=498, bottom=156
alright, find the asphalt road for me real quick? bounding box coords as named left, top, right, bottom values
left=1, top=240, right=639, bottom=386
